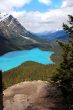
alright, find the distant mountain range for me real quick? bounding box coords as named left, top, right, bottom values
left=34, top=30, right=69, bottom=41
left=0, top=14, right=50, bottom=55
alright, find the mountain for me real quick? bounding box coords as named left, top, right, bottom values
left=34, top=30, right=69, bottom=41
left=0, top=14, right=50, bottom=55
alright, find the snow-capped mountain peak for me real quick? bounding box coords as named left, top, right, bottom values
left=0, top=13, right=9, bottom=22
left=0, top=13, right=48, bottom=55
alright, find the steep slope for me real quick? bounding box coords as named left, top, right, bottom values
left=0, top=14, right=50, bottom=55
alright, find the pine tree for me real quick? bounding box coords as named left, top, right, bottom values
left=52, top=15, right=73, bottom=110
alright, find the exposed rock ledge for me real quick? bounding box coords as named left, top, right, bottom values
left=3, top=80, right=66, bottom=110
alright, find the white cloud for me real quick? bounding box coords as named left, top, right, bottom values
left=0, top=0, right=32, bottom=12
left=61, top=0, right=73, bottom=7
left=0, top=0, right=73, bottom=32
left=11, top=11, right=26, bottom=17
left=38, top=0, right=52, bottom=5
left=9, top=0, right=32, bottom=7
left=16, top=6, right=73, bottom=32
left=61, top=1, right=67, bottom=8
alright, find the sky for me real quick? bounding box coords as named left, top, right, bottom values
left=0, top=0, right=73, bottom=32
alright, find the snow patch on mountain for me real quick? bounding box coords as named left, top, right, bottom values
left=19, top=34, right=39, bottom=43
left=0, top=13, right=9, bottom=22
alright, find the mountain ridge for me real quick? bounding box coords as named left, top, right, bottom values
left=34, top=30, right=69, bottom=41
left=0, top=14, right=50, bottom=55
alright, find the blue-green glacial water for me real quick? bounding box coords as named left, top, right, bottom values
left=0, top=48, right=54, bottom=72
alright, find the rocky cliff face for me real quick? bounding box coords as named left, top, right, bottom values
left=0, top=13, right=50, bottom=55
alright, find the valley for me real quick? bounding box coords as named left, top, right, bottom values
left=0, top=14, right=68, bottom=89
left=0, top=0, right=73, bottom=109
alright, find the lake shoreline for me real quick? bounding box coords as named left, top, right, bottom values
left=0, top=48, right=54, bottom=72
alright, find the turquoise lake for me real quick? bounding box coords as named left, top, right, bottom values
left=0, top=48, right=54, bottom=72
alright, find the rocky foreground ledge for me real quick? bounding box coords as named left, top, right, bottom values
left=3, top=80, right=66, bottom=110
